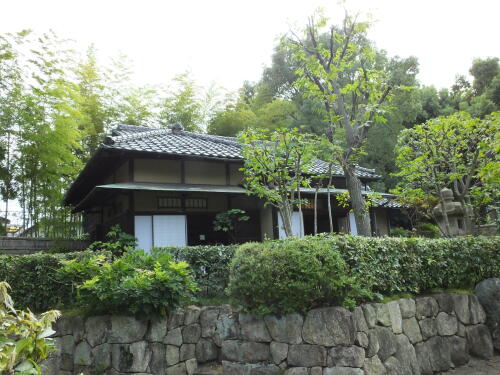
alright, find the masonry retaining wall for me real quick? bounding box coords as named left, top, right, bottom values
left=0, top=237, right=89, bottom=255
left=42, top=293, right=495, bottom=375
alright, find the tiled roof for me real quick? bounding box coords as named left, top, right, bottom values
left=102, top=124, right=380, bottom=179
left=377, top=197, right=403, bottom=209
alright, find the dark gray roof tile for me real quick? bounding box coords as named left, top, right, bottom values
left=103, top=124, right=380, bottom=179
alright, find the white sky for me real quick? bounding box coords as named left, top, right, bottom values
left=2, top=0, right=499, bottom=92
left=1, top=0, right=499, bottom=225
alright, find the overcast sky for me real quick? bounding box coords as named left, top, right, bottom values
left=2, top=0, right=499, bottom=93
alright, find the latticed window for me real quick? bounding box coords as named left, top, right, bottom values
left=185, top=198, right=207, bottom=209
left=158, top=197, right=182, bottom=208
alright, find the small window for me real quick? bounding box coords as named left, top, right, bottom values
left=185, top=198, right=207, bottom=209
left=158, top=197, right=182, bottom=209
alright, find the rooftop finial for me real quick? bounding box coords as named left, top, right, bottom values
left=171, top=123, right=184, bottom=134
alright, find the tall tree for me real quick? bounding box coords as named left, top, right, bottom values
left=239, top=128, right=315, bottom=237
left=0, top=31, right=84, bottom=236
left=207, top=102, right=257, bottom=136
left=284, top=12, right=417, bottom=236
left=0, top=32, right=25, bottom=225
left=394, top=111, right=499, bottom=236
left=159, top=72, right=204, bottom=132
left=74, top=46, right=109, bottom=159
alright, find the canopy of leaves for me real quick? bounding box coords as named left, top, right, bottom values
left=394, top=111, right=499, bottom=231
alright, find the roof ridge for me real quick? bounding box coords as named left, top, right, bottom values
left=181, top=131, right=242, bottom=148
left=104, top=128, right=170, bottom=145
left=356, top=165, right=376, bottom=173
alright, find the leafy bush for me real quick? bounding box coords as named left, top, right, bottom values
left=227, top=237, right=371, bottom=314
left=336, top=235, right=500, bottom=296
left=0, top=281, right=60, bottom=375
left=415, top=222, right=441, bottom=238
left=228, top=235, right=500, bottom=314
left=86, top=224, right=137, bottom=257
left=0, top=250, right=111, bottom=312
left=390, top=227, right=410, bottom=237
left=213, top=209, right=250, bottom=242
left=154, top=245, right=236, bottom=299
left=59, top=250, right=197, bottom=315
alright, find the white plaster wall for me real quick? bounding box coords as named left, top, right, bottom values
left=185, top=161, right=226, bottom=185
left=134, top=159, right=182, bottom=183
left=229, top=163, right=243, bottom=186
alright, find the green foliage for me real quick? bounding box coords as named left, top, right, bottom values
left=0, top=281, right=60, bottom=375
left=154, top=245, right=236, bottom=300
left=207, top=103, right=257, bottom=136
left=239, top=127, right=316, bottom=237
left=390, top=227, right=410, bottom=237
left=59, top=250, right=197, bottom=316
left=0, top=250, right=111, bottom=312
left=337, top=235, right=500, bottom=296
left=228, top=235, right=500, bottom=314
left=159, top=72, right=208, bottom=132
left=207, top=93, right=298, bottom=137
left=213, top=209, right=249, bottom=242
left=87, top=224, right=137, bottom=258
left=391, top=223, right=440, bottom=238
left=282, top=11, right=418, bottom=236
left=394, top=111, right=499, bottom=235
left=414, top=222, right=441, bottom=238
left=228, top=237, right=371, bottom=314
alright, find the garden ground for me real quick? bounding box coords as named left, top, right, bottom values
left=443, top=356, right=500, bottom=375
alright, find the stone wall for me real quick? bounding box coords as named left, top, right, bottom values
left=43, top=293, right=495, bottom=375
left=0, top=237, right=89, bottom=255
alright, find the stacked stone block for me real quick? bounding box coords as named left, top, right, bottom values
left=43, top=293, right=495, bottom=375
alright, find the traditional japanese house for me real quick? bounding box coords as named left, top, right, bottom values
left=64, top=124, right=400, bottom=250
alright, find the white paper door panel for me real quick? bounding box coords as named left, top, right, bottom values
left=135, top=216, right=153, bottom=252
left=153, top=215, right=187, bottom=247
left=348, top=212, right=358, bottom=235
left=278, top=211, right=304, bottom=238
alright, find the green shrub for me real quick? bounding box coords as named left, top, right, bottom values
left=336, top=235, right=500, bottom=296
left=86, top=224, right=137, bottom=257
left=0, top=250, right=111, bottom=312
left=0, top=281, right=60, bottom=375
left=227, top=237, right=371, bottom=314
left=59, top=250, right=197, bottom=316
left=153, top=245, right=236, bottom=299
left=390, top=227, right=410, bottom=237
left=228, top=235, right=500, bottom=314
left=415, top=222, right=441, bottom=238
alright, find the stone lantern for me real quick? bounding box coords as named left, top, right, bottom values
left=432, top=188, right=465, bottom=236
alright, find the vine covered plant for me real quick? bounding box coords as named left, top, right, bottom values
left=0, top=281, right=60, bottom=375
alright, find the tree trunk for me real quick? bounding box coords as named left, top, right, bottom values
left=4, top=131, right=11, bottom=229
left=297, top=187, right=303, bottom=237
left=327, top=164, right=334, bottom=233
left=279, top=199, right=294, bottom=237
left=314, top=184, right=319, bottom=235
left=344, top=165, right=371, bottom=236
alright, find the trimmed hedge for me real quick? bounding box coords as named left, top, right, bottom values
left=153, top=245, right=236, bottom=299
left=228, top=235, right=500, bottom=314
left=0, top=250, right=111, bottom=312
left=336, top=235, right=500, bottom=295
left=228, top=238, right=370, bottom=314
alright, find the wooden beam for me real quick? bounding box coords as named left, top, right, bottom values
left=128, top=159, right=134, bottom=182
left=225, top=163, right=230, bottom=185
left=181, top=160, right=186, bottom=184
